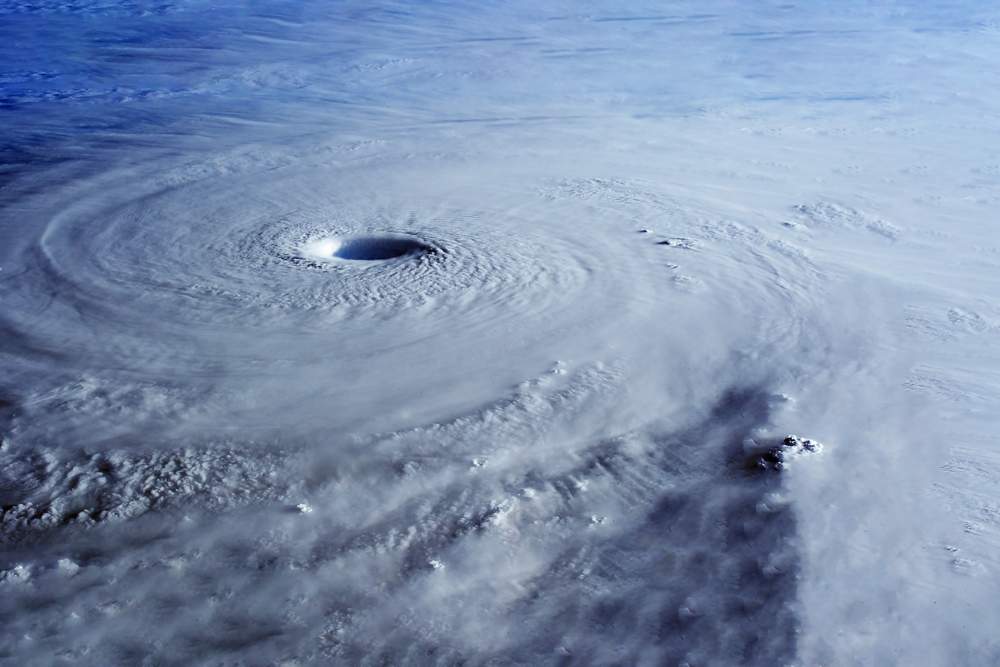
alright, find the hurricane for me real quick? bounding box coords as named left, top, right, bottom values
left=2, top=2, right=999, bottom=665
